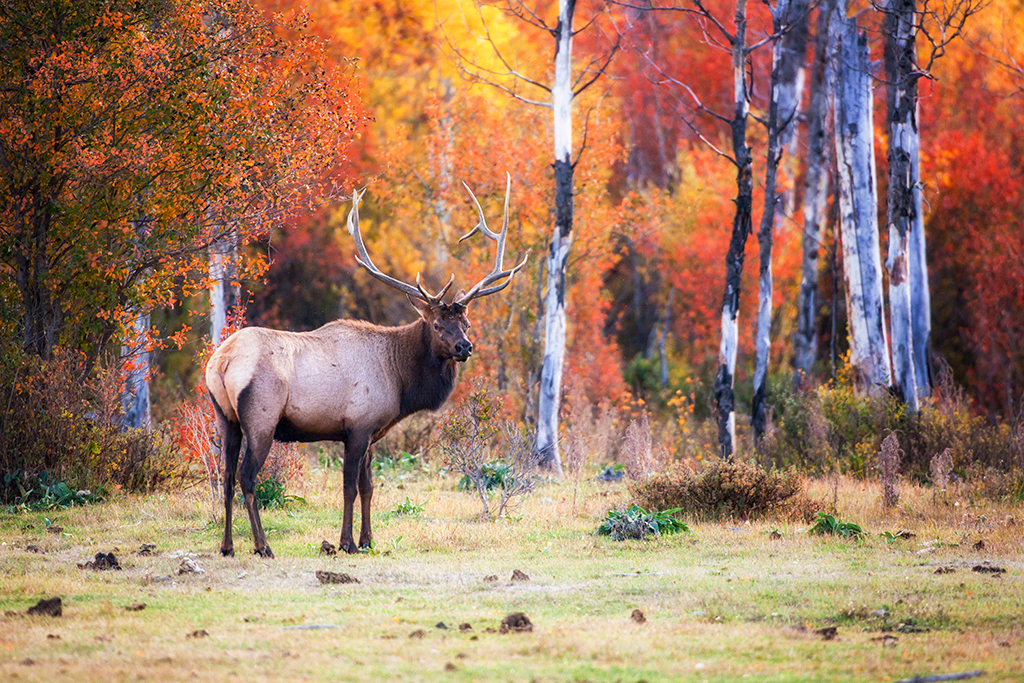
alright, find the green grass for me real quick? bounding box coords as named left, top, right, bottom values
left=1, top=471, right=1022, bottom=682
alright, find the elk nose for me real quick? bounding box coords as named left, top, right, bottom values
left=455, top=340, right=473, bottom=357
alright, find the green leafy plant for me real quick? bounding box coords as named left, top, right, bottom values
left=879, top=530, right=911, bottom=543
left=4, top=470, right=107, bottom=511
left=391, top=496, right=426, bottom=516
left=255, top=476, right=306, bottom=510
left=457, top=462, right=513, bottom=491
left=809, top=512, right=865, bottom=538
left=597, top=504, right=690, bottom=541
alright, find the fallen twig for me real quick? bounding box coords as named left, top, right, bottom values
left=895, top=670, right=985, bottom=683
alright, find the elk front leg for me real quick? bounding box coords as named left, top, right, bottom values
left=340, top=431, right=370, bottom=554
left=358, top=453, right=374, bottom=550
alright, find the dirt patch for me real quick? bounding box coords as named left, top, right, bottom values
left=124, top=603, right=147, bottom=611
left=320, top=541, right=337, bottom=556
left=47, top=525, right=63, bottom=534
left=482, top=574, right=498, bottom=583
left=187, top=629, right=209, bottom=638
left=631, top=609, right=646, bottom=624
left=409, top=629, right=426, bottom=639
left=511, top=569, right=530, bottom=582
left=25, top=544, right=42, bottom=553
left=316, top=570, right=359, bottom=585
left=458, top=622, right=473, bottom=632
left=972, top=563, right=1006, bottom=575
left=26, top=597, right=62, bottom=617
left=138, top=544, right=157, bottom=556
left=871, top=635, right=899, bottom=648
left=934, top=566, right=956, bottom=574
left=500, top=612, right=533, bottom=634
left=815, top=627, right=837, bottom=640
left=79, top=552, right=121, bottom=570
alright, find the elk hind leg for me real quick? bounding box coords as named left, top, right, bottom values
left=213, top=397, right=242, bottom=557
left=239, top=428, right=276, bottom=558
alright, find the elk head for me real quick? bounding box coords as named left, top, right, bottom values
left=346, top=172, right=529, bottom=361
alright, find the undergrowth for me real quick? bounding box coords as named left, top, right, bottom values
left=596, top=504, right=690, bottom=540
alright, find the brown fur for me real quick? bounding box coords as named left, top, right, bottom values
left=206, top=301, right=471, bottom=556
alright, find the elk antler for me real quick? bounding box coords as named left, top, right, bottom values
left=453, top=172, right=530, bottom=306
left=347, top=188, right=454, bottom=306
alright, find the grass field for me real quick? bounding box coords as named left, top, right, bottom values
left=1, top=467, right=1022, bottom=682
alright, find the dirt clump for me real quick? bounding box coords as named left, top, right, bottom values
left=125, top=603, right=147, bottom=611
left=972, top=563, right=1006, bottom=575
left=320, top=541, right=337, bottom=556
left=47, top=525, right=63, bottom=534
left=511, top=569, right=530, bottom=582
left=79, top=552, right=120, bottom=570
left=934, top=566, right=956, bottom=574
left=435, top=621, right=448, bottom=629
left=409, top=629, right=426, bottom=639
left=26, top=597, right=62, bottom=617
left=444, top=662, right=457, bottom=671
left=25, top=544, right=42, bottom=553
left=458, top=623, right=473, bottom=632
left=500, top=612, right=533, bottom=634
left=482, top=574, right=498, bottom=583
left=138, top=544, right=157, bottom=556
left=631, top=609, right=646, bottom=624
left=47, top=634, right=60, bottom=640
left=972, top=539, right=986, bottom=551
left=816, top=627, right=837, bottom=640
left=187, top=629, right=209, bottom=638
left=316, top=570, right=359, bottom=585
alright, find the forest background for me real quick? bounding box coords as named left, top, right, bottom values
left=1, top=0, right=1023, bottom=499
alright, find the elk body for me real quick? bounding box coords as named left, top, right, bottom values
left=206, top=174, right=527, bottom=556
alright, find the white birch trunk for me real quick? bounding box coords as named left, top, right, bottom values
left=121, top=311, right=151, bottom=430
left=793, top=1, right=833, bottom=387
left=714, top=0, right=752, bottom=460
left=908, top=116, right=931, bottom=397
left=535, top=0, right=575, bottom=475
left=884, top=0, right=919, bottom=411
left=210, top=228, right=239, bottom=348
left=833, top=14, right=892, bottom=394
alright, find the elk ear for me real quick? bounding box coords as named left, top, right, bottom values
left=454, top=289, right=468, bottom=308
left=407, top=295, right=433, bottom=319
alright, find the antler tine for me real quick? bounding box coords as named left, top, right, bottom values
left=347, top=189, right=429, bottom=303
left=415, top=272, right=455, bottom=306
left=455, top=172, right=528, bottom=306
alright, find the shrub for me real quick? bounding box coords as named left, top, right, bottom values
left=597, top=504, right=690, bottom=540
left=0, top=346, right=185, bottom=504
left=254, top=475, right=305, bottom=510
left=809, top=512, right=865, bottom=538
left=630, top=460, right=817, bottom=522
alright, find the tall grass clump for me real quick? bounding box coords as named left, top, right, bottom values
left=630, top=459, right=817, bottom=522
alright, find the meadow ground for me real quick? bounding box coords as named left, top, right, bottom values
left=1, top=468, right=1022, bottom=682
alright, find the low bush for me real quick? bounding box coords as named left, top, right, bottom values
left=630, top=460, right=817, bottom=522
left=809, top=512, right=865, bottom=538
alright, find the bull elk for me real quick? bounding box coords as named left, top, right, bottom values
left=206, top=173, right=527, bottom=556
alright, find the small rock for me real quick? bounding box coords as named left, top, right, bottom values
left=320, top=541, right=337, bottom=556
left=138, top=544, right=157, bottom=556
left=316, top=570, right=359, bottom=585
left=458, top=623, right=473, bottom=632
left=816, top=627, right=838, bottom=640
left=178, top=557, right=203, bottom=575
left=482, top=575, right=499, bottom=583
left=26, top=597, right=62, bottom=617
left=409, top=629, right=426, bottom=639
left=511, top=569, right=530, bottom=582
left=125, top=603, right=147, bottom=612
left=972, top=539, right=986, bottom=551
left=435, top=621, right=448, bottom=630
left=871, top=635, right=899, bottom=648
left=631, top=609, right=647, bottom=624
left=499, top=612, right=533, bottom=634
left=187, top=629, right=209, bottom=638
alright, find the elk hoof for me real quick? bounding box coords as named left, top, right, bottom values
left=358, top=539, right=373, bottom=551
left=220, top=547, right=234, bottom=557
left=340, top=540, right=359, bottom=554
left=254, top=546, right=275, bottom=559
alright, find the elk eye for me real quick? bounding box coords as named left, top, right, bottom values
left=433, top=322, right=440, bottom=330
